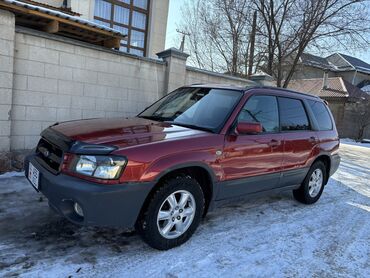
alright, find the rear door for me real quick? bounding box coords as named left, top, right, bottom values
left=218, top=94, right=284, bottom=199
left=278, top=97, right=318, bottom=187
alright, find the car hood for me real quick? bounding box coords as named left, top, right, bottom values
left=50, top=117, right=208, bottom=148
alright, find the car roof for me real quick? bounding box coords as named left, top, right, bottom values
left=187, top=83, right=321, bottom=101
left=188, top=83, right=249, bottom=90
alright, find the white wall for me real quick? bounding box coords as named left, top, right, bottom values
left=185, top=67, right=255, bottom=87
left=33, top=0, right=63, bottom=7
left=147, top=0, right=169, bottom=58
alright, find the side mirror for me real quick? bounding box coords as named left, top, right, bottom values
left=236, top=122, right=262, bottom=134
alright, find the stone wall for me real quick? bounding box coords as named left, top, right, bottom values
left=185, top=67, right=254, bottom=87
left=11, top=28, right=166, bottom=150
left=0, top=10, right=14, bottom=153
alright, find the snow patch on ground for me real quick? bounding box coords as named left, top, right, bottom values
left=0, top=171, right=24, bottom=179
left=0, top=144, right=369, bottom=277
left=340, top=138, right=370, bottom=148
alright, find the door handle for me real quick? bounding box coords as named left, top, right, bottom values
left=308, top=136, right=318, bottom=144
left=268, top=139, right=280, bottom=148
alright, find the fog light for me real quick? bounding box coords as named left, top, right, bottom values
left=74, top=202, right=84, bottom=217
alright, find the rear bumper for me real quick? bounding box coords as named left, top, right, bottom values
left=330, top=153, right=341, bottom=176
left=25, top=154, right=155, bottom=229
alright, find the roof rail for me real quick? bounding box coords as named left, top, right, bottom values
left=246, top=85, right=320, bottom=99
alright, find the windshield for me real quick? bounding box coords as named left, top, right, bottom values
left=138, top=87, right=242, bottom=132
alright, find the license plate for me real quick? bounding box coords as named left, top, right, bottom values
left=28, top=162, right=40, bottom=190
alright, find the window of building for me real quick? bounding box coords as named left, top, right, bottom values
left=307, top=100, right=333, bottom=130
left=94, top=0, right=149, bottom=56
left=278, top=97, right=310, bottom=131
left=238, top=95, right=279, bottom=133
left=133, top=0, right=148, bottom=9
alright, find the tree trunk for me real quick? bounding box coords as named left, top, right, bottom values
left=248, top=11, right=257, bottom=76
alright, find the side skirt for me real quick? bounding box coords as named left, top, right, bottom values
left=207, top=167, right=309, bottom=212
left=212, top=184, right=301, bottom=209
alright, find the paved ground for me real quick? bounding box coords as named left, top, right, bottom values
left=0, top=143, right=369, bottom=277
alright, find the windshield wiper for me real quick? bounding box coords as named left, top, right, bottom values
left=167, top=122, right=214, bottom=133
left=138, top=115, right=168, bottom=122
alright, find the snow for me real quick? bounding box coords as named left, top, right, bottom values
left=0, top=144, right=369, bottom=277
left=340, top=138, right=370, bottom=148
left=361, top=84, right=370, bottom=94
left=4, top=0, right=123, bottom=36
left=0, top=171, right=24, bottom=179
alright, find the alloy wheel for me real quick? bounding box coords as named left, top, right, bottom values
left=308, top=168, right=323, bottom=197
left=157, top=190, right=196, bottom=239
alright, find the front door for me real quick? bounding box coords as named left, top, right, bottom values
left=218, top=95, right=284, bottom=200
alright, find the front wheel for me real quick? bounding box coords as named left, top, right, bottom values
left=136, top=176, right=205, bottom=250
left=293, top=161, right=326, bottom=204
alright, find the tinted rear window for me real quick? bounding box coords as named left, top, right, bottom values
left=278, top=97, right=310, bottom=131
left=308, top=100, right=333, bottom=130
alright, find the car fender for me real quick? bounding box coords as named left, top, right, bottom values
left=140, top=151, right=221, bottom=183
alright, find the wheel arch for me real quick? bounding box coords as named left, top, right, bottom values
left=312, top=154, right=331, bottom=185
left=136, top=163, right=216, bottom=227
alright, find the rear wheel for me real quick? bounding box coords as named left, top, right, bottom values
left=293, top=161, right=326, bottom=204
left=136, top=176, right=204, bottom=250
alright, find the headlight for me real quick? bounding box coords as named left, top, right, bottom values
left=75, top=155, right=127, bottom=180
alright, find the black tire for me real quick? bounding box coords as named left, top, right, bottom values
left=293, top=161, right=327, bottom=204
left=136, top=176, right=205, bottom=250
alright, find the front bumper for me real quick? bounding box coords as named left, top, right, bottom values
left=25, top=154, right=155, bottom=228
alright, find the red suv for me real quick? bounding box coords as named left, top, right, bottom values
left=25, top=85, right=340, bottom=250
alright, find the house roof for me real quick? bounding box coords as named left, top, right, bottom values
left=300, top=53, right=331, bottom=69
left=336, top=53, right=370, bottom=73
left=287, top=77, right=369, bottom=100
left=0, top=0, right=125, bottom=48
left=301, top=52, right=370, bottom=75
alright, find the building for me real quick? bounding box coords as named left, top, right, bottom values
left=14, top=0, right=170, bottom=58
left=285, top=52, right=370, bottom=139
left=292, top=52, right=370, bottom=93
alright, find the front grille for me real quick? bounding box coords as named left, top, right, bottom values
left=36, top=138, right=64, bottom=174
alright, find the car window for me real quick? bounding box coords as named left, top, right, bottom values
left=307, top=100, right=333, bottom=130
left=138, top=87, right=242, bottom=132
left=238, top=95, right=279, bottom=133
left=278, top=97, right=310, bottom=131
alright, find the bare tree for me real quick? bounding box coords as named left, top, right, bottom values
left=180, top=0, right=370, bottom=84
left=180, top=0, right=253, bottom=75
left=254, top=0, right=370, bottom=87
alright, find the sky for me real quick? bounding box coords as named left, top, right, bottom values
left=165, top=0, right=370, bottom=64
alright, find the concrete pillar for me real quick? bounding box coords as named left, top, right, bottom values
left=157, top=48, right=189, bottom=94
left=249, top=73, right=274, bottom=86
left=0, top=10, right=15, bottom=153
